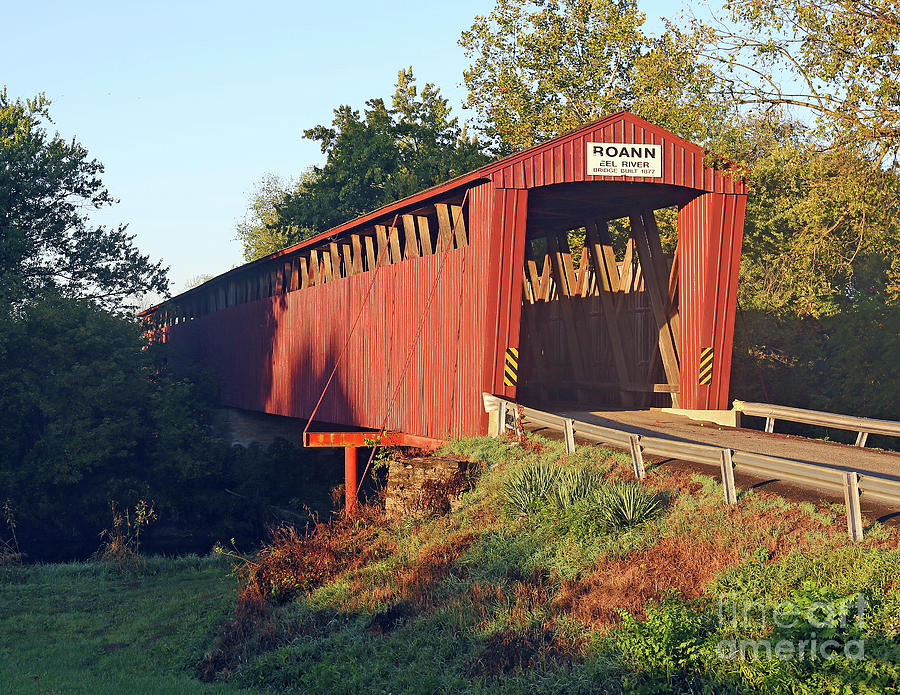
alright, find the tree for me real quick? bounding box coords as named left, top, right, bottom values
left=271, top=69, right=491, bottom=240
left=0, top=294, right=334, bottom=559
left=0, top=90, right=168, bottom=310
left=731, top=118, right=900, bottom=316
left=459, top=0, right=735, bottom=151
left=0, top=296, right=206, bottom=555
left=701, top=0, right=900, bottom=159
left=234, top=173, right=314, bottom=262
left=182, top=273, right=215, bottom=292
left=0, top=91, right=336, bottom=559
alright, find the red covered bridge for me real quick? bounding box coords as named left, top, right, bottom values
left=143, top=112, right=747, bottom=445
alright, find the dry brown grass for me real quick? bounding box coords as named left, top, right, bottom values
left=411, top=461, right=483, bottom=517
left=466, top=627, right=575, bottom=676
left=551, top=469, right=900, bottom=634
left=237, top=503, right=389, bottom=605
left=553, top=536, right=741, bottom=631
left=502, top=429, right=547, bottom=455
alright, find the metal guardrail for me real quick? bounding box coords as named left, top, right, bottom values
left=482, top=394, right=900, bottom=542
left=732, top=400, right=900, bottom=448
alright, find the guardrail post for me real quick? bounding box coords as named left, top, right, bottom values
left=628, top=435, right=645, bottom=481
left=843, top=472, right=864, bottom=542
left=496, top=400, right=508, bottom=437
left=764, top=417, right=775, bottom=433
left=563, top=419, right=576, bottom=453
left=855, top=431, right=869, bottom=448
left=719, top=449, right=737, bottom=505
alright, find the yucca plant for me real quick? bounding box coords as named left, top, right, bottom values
left=548, top=469, right=604, bottom=509
left=594, top=482, right=661, bottom=532
left=500, top=464, right=560, bottom=515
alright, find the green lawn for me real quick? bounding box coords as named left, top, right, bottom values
left=0, top=555, right=258, bottom=695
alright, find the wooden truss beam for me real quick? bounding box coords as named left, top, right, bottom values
left=586, top=221, right=634, bottom=405
left=629, top=212, right=681, bottom=405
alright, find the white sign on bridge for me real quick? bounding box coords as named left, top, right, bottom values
left=586, top=142, right=662, bottom=178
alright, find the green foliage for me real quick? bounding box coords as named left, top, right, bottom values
left=460, top=0, right=735, bottom=151
left=769, top=581, right=866, bottom=646
left=705, top=0, right=900, bottom=158
left=722, top=118, right=900, bottom=316
left=272, top=69, right=491, bottom=238
left=732, top=304, right=900, bottom=422
left=0, top=295, right=341, bottom=560
left=500, top=463, right=659, bottom=535
left=712, top=545, right=900, bottom=606
left=616, top=597, right=717, bottom=691
left=0, top=296, right=157, bottom=490
left=548, top=469, right=604, bottom=510
left=500, top=464, right=561, bottom=515
left=716, top=117, right=900, bottom=405
left=593, top=482, right=661, bottom=533
left=0, top=89, right=167, bottom=310
left=611, top=591, right=900, bottom=695
left=492, top=457, right=658, bottom=579
left=234, top=172, right=315, bottom=262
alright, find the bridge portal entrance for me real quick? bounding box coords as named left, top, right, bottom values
left=516, top=182, right=694, bottom=410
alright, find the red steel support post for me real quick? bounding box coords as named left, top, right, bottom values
left=344, top=446, right=358, bottom=514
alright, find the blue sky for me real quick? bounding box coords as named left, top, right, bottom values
left=4, top=0, right=679, bottom=307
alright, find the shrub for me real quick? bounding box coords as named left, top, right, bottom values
left=500, top=464, right=560, bottom=515
left=594, top=482, right=661, bottom=533
left=94, top=499, right=157, bottom=570
left=548, top=469, right=605, bottom=510
left=616, top=597, right=716, bottom=683
left=225, top=507, right=384, bottom=604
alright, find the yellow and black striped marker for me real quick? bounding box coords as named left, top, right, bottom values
left=503, top=347, right=519, bottom=387
left=698, top=347, right=713, bottom=385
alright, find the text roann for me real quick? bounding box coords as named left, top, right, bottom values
left=585, top=142, right=662, bottom=178
left=592, top=145, right=657, bottom=159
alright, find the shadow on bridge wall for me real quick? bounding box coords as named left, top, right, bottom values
left=168, top=288, right=354, bottom=432
left=167, top=245, right=486, bottom=439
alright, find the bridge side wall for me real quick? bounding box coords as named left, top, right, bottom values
left=166, top=181, right=500, bottom=438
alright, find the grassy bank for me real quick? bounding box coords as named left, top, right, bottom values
left=198, top=436, right=900, bottom=694
left=4, top=436, right=900, bottom=693
left=0, top=555, right=255, bottom=694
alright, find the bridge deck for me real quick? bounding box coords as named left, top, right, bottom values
left=553, top=408, right=900, bottom=481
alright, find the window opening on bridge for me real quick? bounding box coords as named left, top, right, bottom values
left=148, top=193, right=472, bottom=334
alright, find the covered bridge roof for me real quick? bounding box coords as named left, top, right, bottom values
left=142, top=111, right=744, bottom=315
